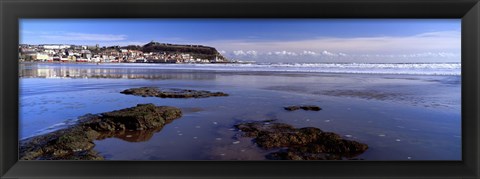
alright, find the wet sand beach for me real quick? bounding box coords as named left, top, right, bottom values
left=19, top=63, right=461, bottom=160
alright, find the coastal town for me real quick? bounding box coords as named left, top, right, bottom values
left=18, top=42, right=230, bottom=64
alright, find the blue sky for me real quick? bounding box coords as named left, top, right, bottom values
left=20, top=19, right=461, bottom=63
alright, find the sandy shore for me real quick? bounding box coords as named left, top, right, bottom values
left=19, top=64, right=461, bottom=160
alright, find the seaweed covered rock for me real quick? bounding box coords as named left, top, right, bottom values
left=120, top=87, right=228, bottom=98
left=234, top=120, right=368, bottom=160
left=284, top=105, right=322, bottom=111
left=19, top=126, right=101, bottom=160
left=91, top=104, right=182, bottom=131
left=19, top=104, right=182, bottom=160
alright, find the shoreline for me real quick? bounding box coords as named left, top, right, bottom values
left=19, top=61, right=461, bottom=77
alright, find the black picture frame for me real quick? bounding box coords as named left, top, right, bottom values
left=1, top=0, right=479, bottom=178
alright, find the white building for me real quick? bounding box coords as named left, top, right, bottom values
left=36, top=53, right=50, bottom=61
left=42, top=44, right=71, bottom=49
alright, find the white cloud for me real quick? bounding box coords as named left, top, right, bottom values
left=268, top=51, right=298, bottom=56
left=233, top=50, right=247, bottom=56
left=246, top=50, right=258, bottom=56
left=299, top=50, right=347, bottom=57
left=359, top=52, right=459, bottom=58
left=41, top=32, right=127, bottom=41
left=232, top=50, right=258, bottom=56
left=205, top=30, right=460, bottom=55
left=100, top=41, right=148, bottom=47
left=414, top=30, right=460, bottom=38
left=321, top=50, right=337, bottom=56
left=301, top=50, right=317, bottom=55
left=412, top=52, right=458, bottom=58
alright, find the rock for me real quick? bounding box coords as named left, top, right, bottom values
left=284, top=106, right=301, bottom=111
left=120, top=87, right=228, bottom=98
left=97, top=103, right=182, bottom=130
left=266, top=149, right=345, bottom=160
left=19, top=104, right=182, bottom=160
left=19, top=126, right=97, bottom=160
left=234, top=120, right=368, bottom=160
left=284, top=105, right=322, bottom=111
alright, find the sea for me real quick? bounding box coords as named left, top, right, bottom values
left=19, top=62, right=461, bottom=160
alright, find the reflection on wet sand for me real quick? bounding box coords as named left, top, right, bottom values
left=97, top=126, right=164, bottom=143
left=20, top=63, right=217, bottom=80
left=321, top=90, right=404, bottom=101
left=19, top=62, right=462, bottom=160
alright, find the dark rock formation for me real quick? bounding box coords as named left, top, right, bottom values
left=120, top=87, right=229, bottom=98
left=87, top=103, right=182, bottom=131
left=234, top=120, right=368, bottom=160
left=284, top=105, right=322, bottom=111
left=19, top=104, right=182, bottom=160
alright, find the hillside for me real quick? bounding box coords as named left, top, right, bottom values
left=121, top=42, right=227, bottom=61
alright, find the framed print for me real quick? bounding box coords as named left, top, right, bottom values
left=1, top=0, right=479, bottom=178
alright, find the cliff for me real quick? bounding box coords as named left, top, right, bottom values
left=122, top=42, right=227, bottom=61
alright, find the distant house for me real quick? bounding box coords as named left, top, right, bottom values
left=76, top=58, right=88, bottom=62
left=128, top=50, right=143, bottom=58
left=36, top=53, right=50, bottom=61
left=67, top=56, right=77, bottom=62
left=135, top=58, right=147, bottom=63
left=52, top=55, right=61, bottom=61
left=60, top=56, right=70, bottom=62
left=81, top=50, right=92, bottom=59
left=90, top=56, right=101, bottom=63
left=67, top=50, right=74, bottom=56
left=42, top=44, right=71, bottom=50
left=45, top=49, right=56, bottom=55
